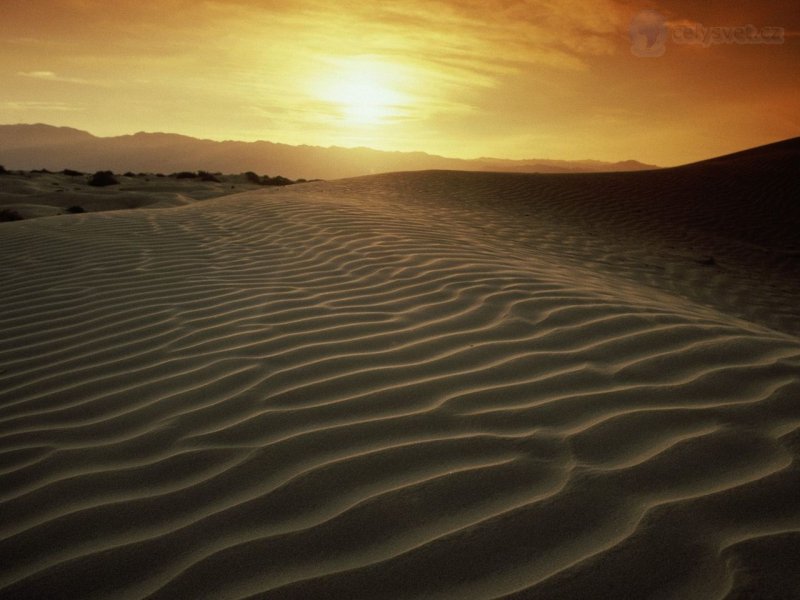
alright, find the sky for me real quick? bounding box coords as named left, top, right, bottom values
left=1, top=0, right=798, bottom=166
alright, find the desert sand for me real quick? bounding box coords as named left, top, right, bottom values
left=0, top=170, right=281, bottom=220
left=1, top=139, right=799, bottom=599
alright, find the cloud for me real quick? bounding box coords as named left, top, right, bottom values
left=196, top=0, right=633, bottom=135
left=2, top=100, right=84, bottom=111
left=17, top=70, right=94, bottom=84
left=204, top=1, right=630, bottom=79
left=319, top=0, right=628, bottom=73
left=2, top=36, right=44, bottom=45
left=18, top=70, right=57, bottom=79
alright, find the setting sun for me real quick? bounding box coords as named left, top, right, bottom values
left=316, top=58, right=413, bottom=127
left=335, top=81, right=398, bottom=125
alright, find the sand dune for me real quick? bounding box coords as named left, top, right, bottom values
left=0, top=170, right=276, bottom=219
left=1, top=140, right=799, bottom=599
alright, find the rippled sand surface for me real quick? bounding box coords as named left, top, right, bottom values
left=1, top=140, right=799, bottom=599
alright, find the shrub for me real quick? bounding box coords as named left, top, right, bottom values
left=242, top=172, right=295, bottom=186
left=244, top=171, right=262, bottom=184
left=88, top=171, right=119, bottom=187
left=67, top=205, right=85, bottom=214
left=172, top=171, right=198, bottom=179
left=62, top=169, right=84, bottom=176
left=198, top=171, right=221, bottom=182
left=123, top=171, right=136, bottom=177
left=0, top=208, right=23, bottom=222
left=263, top=175, right=293, bottom=186
left=0, top=165, right=7, bottom=175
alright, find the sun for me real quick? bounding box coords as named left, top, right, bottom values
left=333, top=80, right=400, bottom=125
left=317, top=58, right=411, bottom=126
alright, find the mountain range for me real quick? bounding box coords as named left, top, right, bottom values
left=0, top=124, right=658, bottom=180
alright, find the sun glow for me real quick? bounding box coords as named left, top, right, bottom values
left=317, top=58, right=412, bottom=126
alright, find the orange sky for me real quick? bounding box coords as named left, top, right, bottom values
left=1, top=0, right=798, bottom=165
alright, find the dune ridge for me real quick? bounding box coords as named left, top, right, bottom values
left=1, top=143, right=799, bottom=599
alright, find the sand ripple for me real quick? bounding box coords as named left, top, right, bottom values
left=1, top=163, right=799, bottom=598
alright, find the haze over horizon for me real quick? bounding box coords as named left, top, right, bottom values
left=1, top=1, right=798, bottom=167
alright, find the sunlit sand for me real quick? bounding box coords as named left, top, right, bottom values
left=1, top=139, right=799, bottom=598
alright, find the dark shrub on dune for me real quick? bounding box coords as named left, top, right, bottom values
left=243, top=171, right=294, bottom=186
left=67, top=205, right=85, bottom=214
left=264, top=175, right=293, bottom=186
left=88, top=171, right=119, bottom=187
left=62, top=169, right=84, bottom=176
left=0, top=165, right=8, bottom=175
left=0, top=208, right=23, bottom=222
left=244, top=171, right=262, bottom=184
left=198, top=171, right=221, bottom=182
left=123, top=171, right=136, bottom=177
left=172, top=171, right=198, bottom=179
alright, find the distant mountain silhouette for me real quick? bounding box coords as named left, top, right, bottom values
left=0, top=124, right=659, bottom=179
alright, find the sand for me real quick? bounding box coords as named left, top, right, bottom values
left=1, top=139, right=799, bottom=599
left=0, top=170, right=272, bottom=219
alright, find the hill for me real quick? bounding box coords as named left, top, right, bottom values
left=0, top=124, right=657, bottom=180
